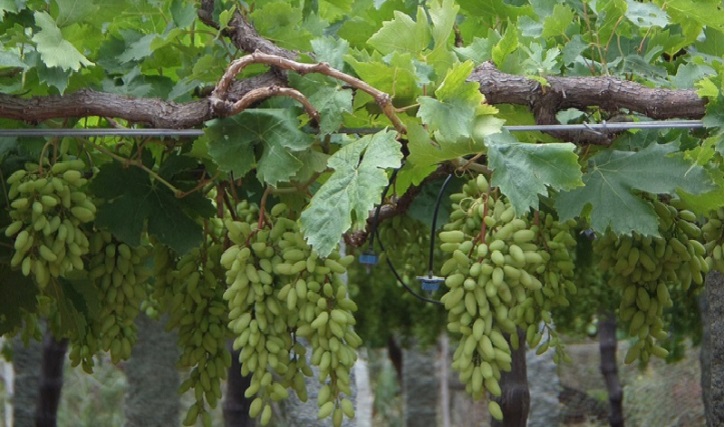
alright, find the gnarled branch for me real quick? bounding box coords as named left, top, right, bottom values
left=469, top=61, right=707, bottom=145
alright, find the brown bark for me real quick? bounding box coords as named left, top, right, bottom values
left=598, top=312, right=624, bottom=427
left=223, top=342, right=254, bottom=427
left=197, top=0, right=296, bottom=60
left=469, top=61, right=706, bottom=145
left=387, top=336, right=403, bottom=385
left=491, top=329, right=529, bottom=427
left=700, top=271, right=724, bottom=427
left=0, top=60, right=705, bottom=136
left=0, top=4, right=706, bottom=142
left=35, top=332, right=68, bottom=427
left=0, top=73, right=284, bottom=128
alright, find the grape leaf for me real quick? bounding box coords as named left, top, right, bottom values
left=491, top=24, right=518, bottom=66
left=0, top=0, right=20, bottom=15
left=657, top=0, right=724, bottom=32
left=53, top=0, right=100, bottom=27
left=118, top=33, right=157, bottom=63
left=367, top=7, right=430, bottom=55
left=56, top=275, right=100, bottom=339
left=36, top=59, right=71, bottom=94
left=542, top=4, right=575, bottom=38
left=346, top=50, right=420, bottom=106
left=250, top=1, right=312, bottom=51
left=405, top=117, right=503, bottom=185
left=31, top=11, right=93, bottom=71
left=170, top=0, right=196, bottom=27
left=0, top=50, right=25, bottom=69
left=204, top=117, right=256, bottom=178
left=311, top=36, right=350, bottom=71
left=555, top=142, right=716, bottom=236
left=454, top=35, right=497, bottom=63
left=300, top=130, right=402, bottom=257
left=625, top=0, right=668, bottom=28
left=0, top=266, right=37, bottom=335
left=486, top=131, right=583, bottom=215
left=90, top=161, right=207, bottom=254
left=417, top=61, right=487, bottom=143
left=562, top=35, right=588, bottom=65
left=308, top=85, right=354, bottom=135
left=428, top=0, right=459, bottom=48
left=206, top=109, right=313, bottom=186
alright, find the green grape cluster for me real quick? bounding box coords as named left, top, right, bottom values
left=157, top=224, right=231, bottom=427
left=66, top=231, right=151, bottom=372
left=520, top=213, right=578, bottom=363
left=702, top=207, right=723, bottom=272
left=595, top=198, right=709, bottom=363
left=4, top=159, right=95, bottom=288
left=438, top=174, right=556, bottom=420
left=553, top=232, right=619, bottom=339
left=221, top=202, right=360, bottom=427
left=91, top=232, right=150, bottom=363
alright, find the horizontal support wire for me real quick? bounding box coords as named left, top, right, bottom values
left=0, top=120, right=705, bottom=138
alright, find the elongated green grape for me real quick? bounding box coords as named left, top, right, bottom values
left=703, top=208, right=723, bottom=272
left=5, top=159, right=95, bottom=288
left=66, top=231, right=151, bottom=372
left=438, top=174, right=574, bottom=420
left=154, top=219, right=231, bottom=427
left=222, top=202, right=360, bottom=427
left=595, top=198, right=710, bottom=364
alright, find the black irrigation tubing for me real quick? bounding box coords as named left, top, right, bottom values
left=428, top=173, right=454, bottom=277
left=370, top=165, right=443, bottom=305
left=0, top=120, right=706, bottom=137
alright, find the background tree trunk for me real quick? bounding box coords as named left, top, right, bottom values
left=599, top=312, right=624, bottom=427
left=700, top=271, right=723, bottom=427
left=123, top=314, right=180, bottom=427
left=491, top=329, right=529, bottom=427
left=11, top=335, right=42, bottom=427
left=525, top=332, right=561, bottom=427
left=402, top=341, right=439, bottom=427
left=35, top=332, right=67, bottom=427
left=223, top=342, right=254, bottom=427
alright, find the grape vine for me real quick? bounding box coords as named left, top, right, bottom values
left=0, top=1, right=722, bottom=426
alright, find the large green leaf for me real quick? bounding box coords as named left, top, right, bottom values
left=486, top=131, right=583, bottom=215
left=90, top=161, right=210, bottom=254
left=308, top=85, right=354, bottom=135
left=428, top=0, right=459, bottom=48
left=31, top=11, right=94, bottom=71
left=405, top=116, right=504, bottom=185
left=300, top=130, right=402, bottom=257
left=555, top=142, right=716, bottom=235
left=250, top=1, right=312, bottom=51
left=56, top=275, right=100, bottom=339
left=346, top=50, right=421, bottom=106
left=491, top=24, right=518, bottom=66
left=417, top=61, right=488, bottom=143
left=367, top=7, right=430, bottom=55
left=541, top=4, right=575, bottom=38
left=206, top=109, right=313, bottom=186
left=0, top=265, right=37, bottom=335
left=52, top=0, right=100, bottom=27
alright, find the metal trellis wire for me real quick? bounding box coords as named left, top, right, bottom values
left=0, top=120, right=706, bottom=138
